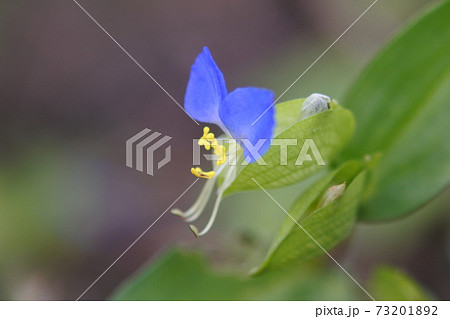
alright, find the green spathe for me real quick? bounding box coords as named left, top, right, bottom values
left=224, top=100, right=355, bottom=195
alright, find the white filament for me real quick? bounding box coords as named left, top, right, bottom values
left=196, top=190, right=223, bottom=236
left=195, top=164, right=237, bottom=236
left=172, top=177, right=214, bottom=219
left=174, top=140, right=241, bottom=237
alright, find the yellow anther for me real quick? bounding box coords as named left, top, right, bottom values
left=192, top=127, right=227, bottom=176
left=214, top=145, right=227, bottom=166
left=201, top=126, right=211, bottom=137
left=191, top=167, right=216, bottom=179
left=198, top=127, right=217, bottom=150
left=209, top=138, right=218, bottom=149
left=198, top=138, right=212, bottom=150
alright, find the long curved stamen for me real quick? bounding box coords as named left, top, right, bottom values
left=185, top=159, right=230, bottom=222
left=174, top=152, right=232, bottom=222
left=190, top=190, right=223, bottom=238
left=184, top=185, right=213, bottom=222
left=171, top=178, right=215, bottom=218
left=189, top=164, right=236, bottom=237
left=180, top=127, right=240, bottom=237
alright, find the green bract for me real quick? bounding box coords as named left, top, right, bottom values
left=253, top=162, right=365, bottom=274
left=224, top=100, right=355, bottom=195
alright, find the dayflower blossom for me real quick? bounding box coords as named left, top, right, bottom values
left=171, top=46, right=275, bottom=237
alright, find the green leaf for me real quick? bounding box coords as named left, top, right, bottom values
left=224, top=100, right=354, bottom=195
left=341, top=1, right=450, bottom=221
left=111, top=249, right=247, bottom=300
left=253, top=164, right=365, bottom=275
left=111, top=248, right=361, bottom=300
left=273, top=98, right=307, bottom=136
left=369, top=266, right=432, bottom=301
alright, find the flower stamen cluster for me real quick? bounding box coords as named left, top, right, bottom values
left=191, top=127, right=227, bottom=179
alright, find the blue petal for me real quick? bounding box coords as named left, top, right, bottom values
left=184, top=47, right=228, bottom=124
left=219, top=88, right=275, bottom=163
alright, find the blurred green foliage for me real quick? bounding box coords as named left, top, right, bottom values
left=112, top=248, right=360, bottom=301
left=342, top=0, right=450, bottom=221
left=369, top=266, right=432, bottom=301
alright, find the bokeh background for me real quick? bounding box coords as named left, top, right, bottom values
left=0, top=0, right=448, bottom=300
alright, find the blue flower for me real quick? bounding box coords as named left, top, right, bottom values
left=172, top=47, right=276, bottom=237
left=184, top=47, right=275, bottom=163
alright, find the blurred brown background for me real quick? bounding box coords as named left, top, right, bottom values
left=0, top=0, right=448, bottom=300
